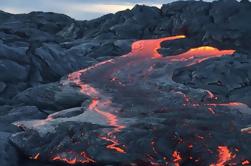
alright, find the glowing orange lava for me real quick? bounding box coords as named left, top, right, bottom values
left=169, top=46, right=235, bottom=65
left=34, top=153, right=40, bottom=160
left=241, top=127, right=251, bottom=134
left=131, top=35, right=186, bottom=58
left=68, top=72, right=100, bottom=97
left=242, top=160, right=250, bottom=165
left=30, top=153, right=40, bottom=160
left=52, top=151, right=95, bottom=165
left=68, top=58, right=126, bottom=154
left=63, top=35, right=239, bottom=165
left=88, top=99, right=126, bottom=153
left=208, top=108, right=216, bottom=114
left=172, top=151, right=182, bottom=166
left=208, top=102, right=243, bottom=107
left=52, top=156, right=77, bottom=165
left=210, top=146, right=236, bottom=166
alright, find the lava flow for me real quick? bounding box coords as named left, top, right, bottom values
left=67, top=74, right=126, bottom=153
left=16, top=34, right=250, bottom=166
left=172, top=151, right=182, bottom=166
left=168, top=46, right=235, bottom=66
left=88, top=99, right=126, bottom=153
left=130, top=35, right=186, bottom=58
left=210, top=146, right=236, bottom=166
left=65, top=35, right=238, bottom=164
left=65, top=35, right=189, bottom=155
left=52, top=151, right=95, bottom=165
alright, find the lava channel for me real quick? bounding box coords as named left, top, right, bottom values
left=65, top=35, right=238, bottom=164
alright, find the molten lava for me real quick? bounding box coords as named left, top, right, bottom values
left=172, top=151, right=182, bottom=166
left=34, top=153, right=40, bottom=160
left=210, top=146, right=236, bottom=166
left=130, top=35, right=186, bottom=58
left=52, top=151, right=95, bottom=165
left=208, top=102, right=243, bottom=107
left=52, top=156, right=77, bottom=165
left=169, top=46, right=235, bottom=65
left=68, top=64, right=126, bottom=154
left=88, top=99, right=126, bottom=153
left=30, top=153, right=40, bottom=160
left=242, top=160, right=251, bottom=165
left=61, top=35, right=239, bottom=165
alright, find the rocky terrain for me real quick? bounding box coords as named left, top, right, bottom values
left=1, top=0, right=251, bottom=165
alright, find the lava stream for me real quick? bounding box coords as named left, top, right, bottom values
left=172, top=151, right=182, bottom=166
left=65, top=35, right=190, bottom=155
left=210, top=146, right=236, bottom=166
left=61, top=35, right=238, bottom=164
left=130, top=35, right=186, bottom=58
left=88, top=99, right=126, bottom=153
left=68, top=72, right=126, bottom=153
left=168, top=46, right=235, bottom=66
left=52, top=151, right=95, bottom=165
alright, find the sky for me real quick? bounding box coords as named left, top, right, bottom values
left=0, top=0, right=213, bottom=20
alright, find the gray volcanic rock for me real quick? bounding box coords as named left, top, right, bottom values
left=10, top=36, right=251, bottom=165
left=109, top=5, right=160, bottom=39
left=159, top=37, right=203, bottom=56
left=0, top=132, right=19, bottom=166
left=0, top=81, right=6, bottom=93
left=159, top=0, right=251, bottom=53
left=0, top=59, right=29, bottom=82
left=4, top=106, right=47, bottom=122
left=173, top=53, right=251, bottom=106
left=57, top=22, right=82, bottom=40
left=1, top=0, right=251, bottom=103
left=34, top=43, right=96, bottom=79
left=1, top=0, right=251, bottom=165
left=0, top=42, right=29, bottom=63
left=0, top=106, right=47, bottom=133
left=12, top=82, right=89, bottom=111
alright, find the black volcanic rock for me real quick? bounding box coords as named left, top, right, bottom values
left=0, top=106, right=47, bottom=133
left=1, top=0, right=251, bottom=165
left=173, top=53, right=251, bottom=107
left=159, top=0, right=251, bottom=54
left=0, top=132, right=19, bottom=166
left=9, top=35, right=251, bottom=165
left=0, top=59, right=29, bottom=82
left=1, top=0, right=251, bottom=102
left=12, top=82, right=89, bottom=111
left=0, top=81, right=6, bottom=93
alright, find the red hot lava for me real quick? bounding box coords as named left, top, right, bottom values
left=172, top=150, right=182, bottom=166
left=88, top=99, right=126, bottom=153
left=130, top=35, right=186, bottom=58
left=68, top=66, right=126, bottom=154
left=57, top=35, right=238, bottom=165
left=30, top=153, right=40, bottom=160
left=169, top=46, right=235, bottom=65
left=242, top=160, right=251, bottom=165
left=210, top=146, right=236, bottom=166
left=52, top=151, right=95, bottom=165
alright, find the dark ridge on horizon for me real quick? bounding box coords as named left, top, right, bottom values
left=0, top=0, right=248, bottom=21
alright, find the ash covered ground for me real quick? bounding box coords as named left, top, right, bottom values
left=1, top=0, right=251, bottom=166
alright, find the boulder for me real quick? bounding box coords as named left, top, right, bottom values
left=173, top=53, right=251, bottom=106
left=0, top=106, right=47, bottom=133
left=12, top=82, right=88, bottom=111
left=0, top=42, right=29, bottom=63
left=0, top=132, right=19, bottom=166
left=0, top=59, right=29, bottom=82
left=0, top=81, right=6, bottom=93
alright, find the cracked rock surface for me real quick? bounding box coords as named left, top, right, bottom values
left=1, top=0, right=251, bottom=165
